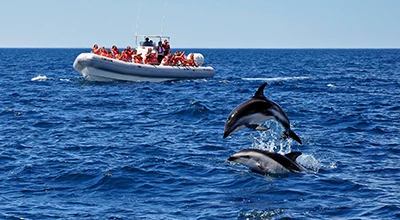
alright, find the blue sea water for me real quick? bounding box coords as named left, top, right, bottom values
left=0, top=48, right=399, bottom=219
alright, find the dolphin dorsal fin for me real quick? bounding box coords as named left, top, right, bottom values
left=285, top=152, right=302, bottom=161
left=252, top=83, right=268, bottom=99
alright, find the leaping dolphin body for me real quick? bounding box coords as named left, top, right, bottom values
left=228, top=149, right=303, bottom=175
left=223, top=83, right=302, bottom=144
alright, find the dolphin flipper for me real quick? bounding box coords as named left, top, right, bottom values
left=246, top=124, right=270, bottom=131
left=281, top=130, right=302, bottom=145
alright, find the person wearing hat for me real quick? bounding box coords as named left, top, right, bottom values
left=163, top=39, right=170, bottom=56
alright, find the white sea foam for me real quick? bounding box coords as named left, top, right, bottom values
left=250, top=121, right=292, bottom=154
left=297, top=154, right=321, bottom=173
left=31, top=75, right=48, bottom=81
left=242, top=76, right=311, bottom=82
left=250, top=122, right=322, bottom=173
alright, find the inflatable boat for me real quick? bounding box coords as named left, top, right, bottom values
left=73, top=35, right=215, bottom=82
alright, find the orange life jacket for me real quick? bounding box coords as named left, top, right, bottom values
left=100, top=50, right=109, bottom=57
left=134, top=55, right=143, bottom=63
left=125, top=50, right=133, bottom=62
left=92, top=48, right=100, bottom=55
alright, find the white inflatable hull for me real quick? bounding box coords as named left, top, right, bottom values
left=73, top=53, right=215, bottom=82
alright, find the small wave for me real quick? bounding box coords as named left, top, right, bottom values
left=238, top=208, right=284, bottom=219
left=242, top=76, right=311, bottom=82
left=60, top=78, right=72, bottom=82
left=31, top=75, right=52, bottom=81
left=33, top=121, right=63, bottom=129
left=171, top=101, right=212, bottom=116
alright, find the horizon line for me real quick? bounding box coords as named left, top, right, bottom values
left=1, top=47, right=400, bottom=50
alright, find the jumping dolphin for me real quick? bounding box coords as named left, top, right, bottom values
left=228, top=149, right=303, bottom=175
left=223, top=82, right=302, bottom=144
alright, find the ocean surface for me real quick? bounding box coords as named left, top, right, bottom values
left=0, top=48, right=399, bottom=219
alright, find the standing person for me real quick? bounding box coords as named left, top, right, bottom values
left=156, top=41, right=165, bottom=64
left=163, top=39, right=170, bottom=56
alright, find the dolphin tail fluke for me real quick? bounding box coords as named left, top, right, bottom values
left=281, top=130, right=302, bottom=145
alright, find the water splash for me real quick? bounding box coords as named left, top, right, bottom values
left=249, top=122, right=322, bottom=173
left=238, top=208, right=284, bottom=219
left=250, top=121, right=292, bottom=154
left=297, top=153, right=321, bottom=173
left=31, top=75, right=50, bottom=81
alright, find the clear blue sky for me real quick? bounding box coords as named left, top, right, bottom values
left=1, top=0, right=399, bottom=48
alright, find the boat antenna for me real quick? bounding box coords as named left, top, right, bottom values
left=135, top=0, right=142, bottom=37
left=160, top=0, right=168, bottom=36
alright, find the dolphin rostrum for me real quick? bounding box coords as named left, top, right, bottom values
left=223, top=82, right=302, bottom=144
left=228, top=149, right=303, bottom=175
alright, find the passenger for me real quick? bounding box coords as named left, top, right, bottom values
left=133, top=49, right=143, bottom=63
left=124, top=46, right=134, bottom=62
left=144, top=48, right=152, bottom=64
left=171, top=51, right=185, bottom=66
left=143, top=37, right=152, bottom=46
left=163, top=39, right=170, bottom=56
left=144, top=48, right=157, bottom=64
left=121, top=49, right=127, bottom=62
left=160, top=52, right=172, bottom=66
left=115, top=52, right=125, bottom=61
left=91, top=44, right=100, bottom=55
left=179, top=51, right=187, bottom=65
left=106, top=51, right=113, bottom=58
left=170, top=51, right=178, bottom=66
left=151, top=51, right=157, bottom=64
left=111, top=45, right=120, bottom=58
left=99, top=46, right=109, bottom=57
left=183, top=53, right=198, bottom=67
left=156, top=41, right=165, bottom=64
